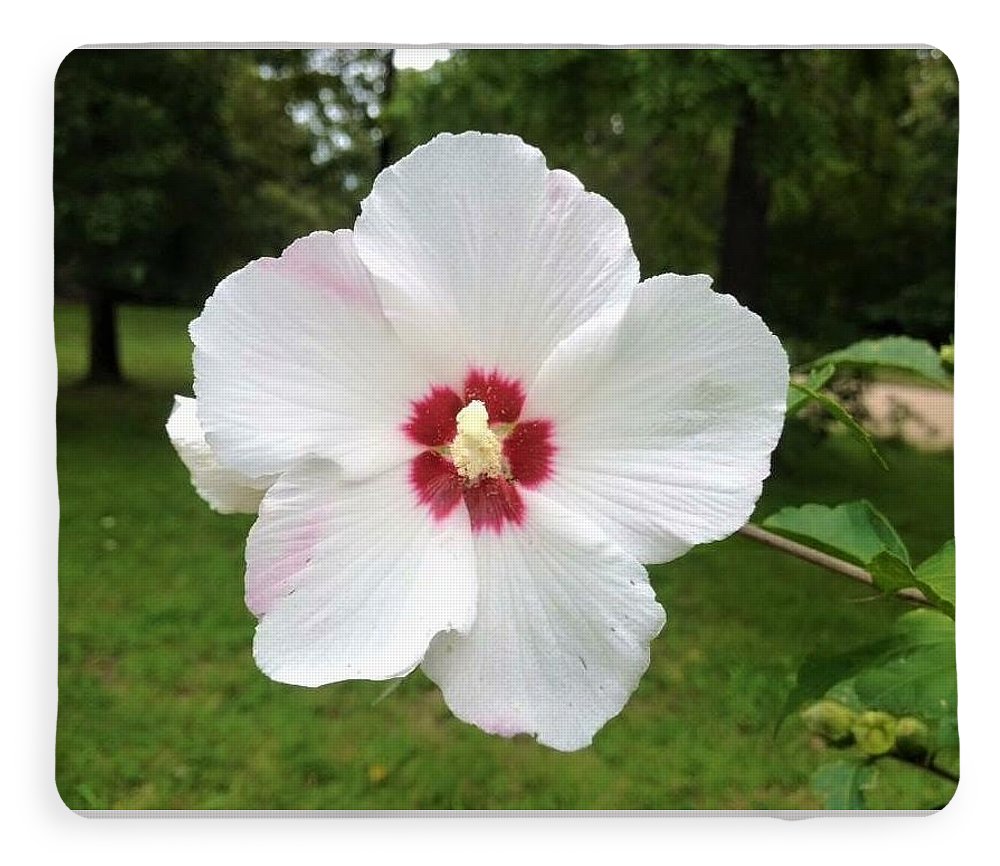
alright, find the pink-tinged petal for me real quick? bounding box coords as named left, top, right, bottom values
left=251, top=461, right=477, bottom=685
left=354, top=132, right=639, bottom=387
left=503, top=419, right=556, bottom=489
left=463, top=368, right=525, bottom=423
left=245, top=489, right=330, bottom=617
left=191, top=229, right=429, bottom=482
left=523, top=274, right=789, bottom=564
left=165, top=396, right=273, bottom=514
left=421, top=490, right=666, bottom=751
left=276, top=231, right=381, bottom=310
left=402, top=385, right=464, bottom=447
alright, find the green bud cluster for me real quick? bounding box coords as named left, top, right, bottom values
left=801, top=700, right=931, bottom=759
left=801, top=699, right=856, bottom=745
left=852, top=711, right=896, bottom=756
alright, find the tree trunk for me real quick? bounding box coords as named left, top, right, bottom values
left=377, top=50, right=396, bottom=173
left=87, top=290, right=123, bottom=384
left=718, top=91, right=771, bottom=310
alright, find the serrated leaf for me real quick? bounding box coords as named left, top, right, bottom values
left=810, top=336, right=951, bottom=386
left=787, top=383, right=887, bottom=468
left=762, top=500, right=910, bottom=568
left=811, top=759, right=876, bottom=809
left=787, top=363, right=836, bottom=415
left=914, top=540, right=956, bottom=617
left=853, top=609, right=957, bottom=723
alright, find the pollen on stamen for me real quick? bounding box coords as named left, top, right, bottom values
left=450, top=400, right=504, bottom=481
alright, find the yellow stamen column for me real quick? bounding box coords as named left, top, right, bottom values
left=450, top=400, right=504, bottom=481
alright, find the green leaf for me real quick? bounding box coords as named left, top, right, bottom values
left=777, top=638, right=895, bottom=730
left=936, top=715, right=960, bottom=750
left=868, top=551, right=920, bottom=594
left=914, top=540, right=956, bottom=617
left=811, top=759, right=876, bottom=809
left=787, top=383, right=887, bottom=468
left=762, top=500, right=910, bottom=568
left=810, top=336, right=951, bottom=386
left=853, top=609, right=957, bottom=723
left=787, top=363, right=836, bottom=415
left=867, top=543, right=955, bottom=618
left=786, top=610, right=957, bottom=755
left=763, top=503, right=955, bottom=617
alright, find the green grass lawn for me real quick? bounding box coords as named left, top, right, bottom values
left=54, top=303, right=956, bottom=810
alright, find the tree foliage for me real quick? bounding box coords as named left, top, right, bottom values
left=393, top=49, right=957, bottom=349
left=54, top=47, right=957, bottom=366
left=54, top=49, right=389, bottom=310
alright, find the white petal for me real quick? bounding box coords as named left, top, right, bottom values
left=166, top=396, right=273, bottom=514
left=523, top=274, right=789, bottom=564
left=421, top=490, right=665, bottom=751
left=354, top=132, right=639, bottom=387
left=251, top=461, right=477, bottom=686
left=191, top=229, right=427, bottom=482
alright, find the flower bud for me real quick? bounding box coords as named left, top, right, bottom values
left=801, top=699, right=856, bottom=744
left=894, top=716, right=930, bottom=758
left=852, top=710, right=897, bottom=756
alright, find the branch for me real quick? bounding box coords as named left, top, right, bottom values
left=737, top=523, right=930, bottom=606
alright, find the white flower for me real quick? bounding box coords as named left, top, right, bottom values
left=173, top=132, right=789, bottom=751
left=166, top=395, right=274, bottom=514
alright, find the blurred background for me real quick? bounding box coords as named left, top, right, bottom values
left=54, top=48, right=956, bottom=810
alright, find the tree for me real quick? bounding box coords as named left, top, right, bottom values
left=54, top=48, right=393, bottom=384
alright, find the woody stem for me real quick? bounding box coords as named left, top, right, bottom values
left=737, top=523, right=929, bottom=606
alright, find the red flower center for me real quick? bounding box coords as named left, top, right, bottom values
left=404, top=368, right=555, bottom=533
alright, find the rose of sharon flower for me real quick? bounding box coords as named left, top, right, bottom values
left=167, top=396, right=275, bottom=514
left=169, top=132, right=788, bottom=751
